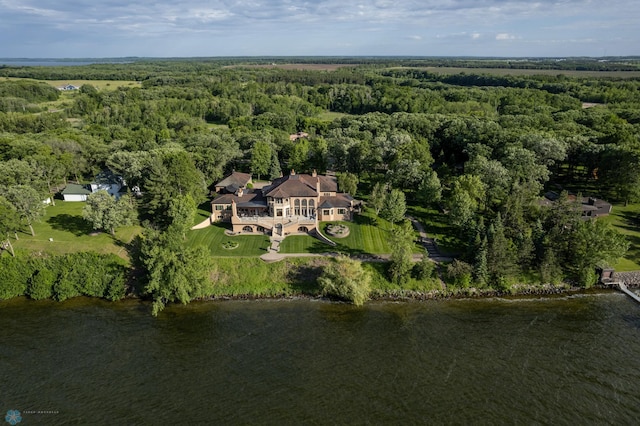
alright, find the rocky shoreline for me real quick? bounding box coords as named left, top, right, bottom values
left=195, top=282, right=628, bottom=304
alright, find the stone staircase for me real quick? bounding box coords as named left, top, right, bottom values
left=421, top=237, right=440, bottom=257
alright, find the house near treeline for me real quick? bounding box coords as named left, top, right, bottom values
left=541, top=191, right=613, bottom=219
left=214, top=171, right=252, bottom=194
left=289, top=131, right=309, bottom=142
left=211, top=170, right=358, bottom=236
left=57, top=84, right=79, bottom=91
left=62, top=171, right=126, bottom=201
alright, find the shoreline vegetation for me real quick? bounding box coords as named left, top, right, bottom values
left=2, top=57, right=640, bottom=313
left=1, top=252, right=633, bottom=310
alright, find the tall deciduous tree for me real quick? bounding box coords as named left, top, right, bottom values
left=31, top=153, right=65, bottom=206
left=167, top=194, right=196, bottom=240
left=337, top=172, right=358, bottom=196
left=250, top=140, right=272, bottom=180
left=318, top=256, right=371, bottom=306
left=0, top=196, right=19, bottom=256
left=417, top=169, right=442, bottom=205
left=569, top=219, right=629, bottom=287
left=83, top=191, right=136, bottom=235
left=141, top=229, right=213, bottom=316
left=369, top=182, right=388, bottom=216
left=381, top=188, right=407, bottom=224
left=4, top=185, right=45, bottom=236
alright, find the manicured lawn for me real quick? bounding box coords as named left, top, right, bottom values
left=600, top=203, right=640, bottom=271
left=186, top=223, right=270, bottom=257
left=11, top=201, right=141, bottom=259
left=279, top=210, right=420, bottom=255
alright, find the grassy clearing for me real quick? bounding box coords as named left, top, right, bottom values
left=600, top=203, right=640, bottom=271
left=316, top=111, right=350, bottom=121
left=49, top=80, right=141, bottom=91
left=206, top=256, right=440, bottom=298
left=11, top=201, right=141, bottom=260
left=279, top=210, right=420, bottom=255
left=407, top=205, right=463, bottom=256
left=208, top=257, right=325, bottom=296
left=0, top=77, right=140, bottom=91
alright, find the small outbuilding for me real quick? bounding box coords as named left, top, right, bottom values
left=62, top=184, right=92, bottom=201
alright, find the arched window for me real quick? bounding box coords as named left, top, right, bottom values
left=294, top=199, right=300, bottom=216
left=242, top=226, right=253, bottom=233
left=301, top=199, right=308, bottom=216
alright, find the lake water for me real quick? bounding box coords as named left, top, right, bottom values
left=1, top=293, right=639, bottom=424
left=0, top=59, right=131, bottom=67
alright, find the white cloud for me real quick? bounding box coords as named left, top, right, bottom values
left=496, top=33, right=516, bottom=40
left=0, top=0, right=638, bottom=56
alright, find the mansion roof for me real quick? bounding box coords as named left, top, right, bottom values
left=264, top=173, right=337, bottom=198
left=215, top=171, right=252, bottom=193
left=319, top=194, right=353, bottom=209
left=212, top=172, right=348, bottom=208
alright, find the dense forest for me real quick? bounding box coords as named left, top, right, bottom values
left=1, top=57, right=639, bottom=312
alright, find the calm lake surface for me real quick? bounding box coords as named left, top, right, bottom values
left=1, top=293, right=640, bottom=425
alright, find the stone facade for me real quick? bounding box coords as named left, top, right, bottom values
left=211, top=170, right=357, bottom=235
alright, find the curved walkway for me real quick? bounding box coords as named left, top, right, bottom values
left=191, top=215, right=213, bottom=230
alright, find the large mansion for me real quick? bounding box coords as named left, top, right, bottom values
left=211, top=170, right=357, bottom=236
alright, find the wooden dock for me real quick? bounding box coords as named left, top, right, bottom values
left=616, top=282, right=640, bottom=304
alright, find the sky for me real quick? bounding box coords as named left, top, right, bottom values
left=1, top=0, right=638, bottom=58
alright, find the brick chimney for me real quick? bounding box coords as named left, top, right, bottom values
left=290, top=169, right=296, bottom=176
left=231, top=200, right=237, bottom=217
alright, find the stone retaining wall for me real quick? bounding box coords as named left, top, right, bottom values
left=613, top=271, right=640, bottom=287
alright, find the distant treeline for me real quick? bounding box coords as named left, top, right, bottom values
left=0, top=57, right=639, bottom=82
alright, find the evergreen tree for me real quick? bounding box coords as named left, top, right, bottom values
left=486, top=213, right=517, bottom=286
left=269, top=150, right=282, bottom=180
left=473, top=236, right=489, bottom=288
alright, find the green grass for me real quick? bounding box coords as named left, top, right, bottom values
left=188, top=202, right=271, bottom=257
left=11, top=201, right=141, bottom=260
left=316, top=110, right=350, bottom=121
left=208, top=257, right=323, bottom=296
left=279, top=210, right=420, bottom=255
left=186, top=223, right=270, bottom=257
left=600, top=203, right=640, bottom=271
left=407, top=205, right=463, bottom=256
